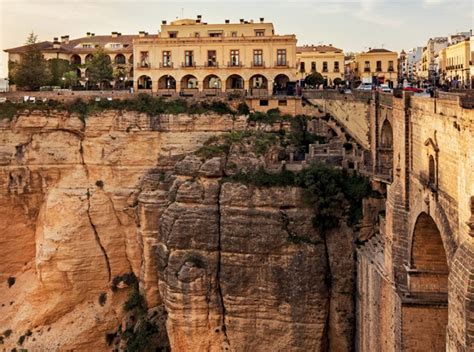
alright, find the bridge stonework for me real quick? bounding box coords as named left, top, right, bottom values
left=305, top=90, right=473, bottom=351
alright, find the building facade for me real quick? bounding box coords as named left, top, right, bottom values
left=296, top=45, right=344, bottom=85
left=5, top=33, right=137, bottom=89
left=133, top=17, right=297, bottom=96
left=353, top=48, right=398, bottom=87
left=405, top=47, right=424, bottom=82
left=439, top=38, right=471, bottom=87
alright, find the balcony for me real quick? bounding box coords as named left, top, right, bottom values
left=137, top=63, right=151, bottom=69
left=275, top=61, right=289, bottom=68
left=251, top=61, right=265, bottom=68
left=376, top=68, right=382, bottom=72
left=205, top=62, right=219, bottom=68
left=364, top=68, right=370, bottom=72
left=227, top=62, right=244, bottom=68
left=322, top=69, right=328, bottom=73
left=159, top=62, right=174, bottom=69
left=388, top=68, right=394, bottom=72
left=333, top=68, right=340, bottom=72
left=181, top=62, right=196, bottom=68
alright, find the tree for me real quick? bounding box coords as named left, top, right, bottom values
left=304, top=72, right=325, bottom=88
left=113, top=66, right=127, bottom=89
left=86, top=48, right=113, bottom=89
left=48, top=59, right=73, bottom=86
left=62, top=70, right=79, bottom=88
left=333, top=78, right=344, bottom=87
left=12, top=32, right=51, bottom=90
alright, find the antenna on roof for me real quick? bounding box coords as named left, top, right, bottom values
left=381, top=43, right=385, bottom=48
left=181, top=8, right=184, bottom=19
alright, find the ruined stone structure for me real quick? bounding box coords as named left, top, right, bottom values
left=306, top=90, right=474, bottom=351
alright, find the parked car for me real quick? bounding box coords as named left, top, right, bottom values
left=403, top=86, right=424, bottom=93
left=378, top=84, right=392, bottom=93
left=356, top=83, right=373, bottom=91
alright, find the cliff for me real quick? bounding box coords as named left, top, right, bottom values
left=0, top=109, right=357, bottom=351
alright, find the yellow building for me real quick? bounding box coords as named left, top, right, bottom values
left=296, top=45, right=344, bottom=85
left=353, top=48, right=398, bottom=87
left=439, top=39, right=471, bottom=87
left=5, top=33, right=137, bottom=88
left=133, top=17, right=297, bottom=96
left=419, top=47, right=429, bottom=80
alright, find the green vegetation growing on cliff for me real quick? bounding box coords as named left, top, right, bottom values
left=0, top=94, right=238, bottom=121
left=225, top=163, right=371, bottom=232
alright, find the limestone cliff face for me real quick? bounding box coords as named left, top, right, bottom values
left=0, top=110, right=355, bottom=351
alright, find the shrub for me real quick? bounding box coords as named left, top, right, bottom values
left=7, top=277, right=15, bottom=288
left=98, top=292, right=107, bottom=306
left=124, top=288, right=146, bottom=313
left=237, top=102, right=250, bottom=115
left=17, top=335, right=25, bottom=345
left=3, top=329, right=12, bottom=337
left=95, top=180, right=104, bottom=188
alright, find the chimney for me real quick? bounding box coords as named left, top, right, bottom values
left=61, top=35, right=70, bottom=44
left=197, top=15, right=202, bottom=19
left=91, top=33, right=95, bottom=37
left=240, top=19, right=244, bottom=23
left=162, top=20, right=167, bottom=24
left=111, top=31, right=118, bottom=38
left=196, top=19, right=201, bottom=23
left=260, top=17, right=264, bottom=23
left=225, top=19, right=230, bottom=24
left=86, top=32, right=91, bottom=37
left=250, top=19, right=254, bottom=23
left=53, top=37, right=60, bottom=49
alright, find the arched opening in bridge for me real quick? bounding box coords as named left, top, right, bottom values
left=158, top=75, right=176, bottom=90
left=137, top=75, right=152, bottom=90
left=378, top=119, right=393, bottom=178
left=402, top=212, right=448, bottom=351
left=203, top=75, right=222, bottom=89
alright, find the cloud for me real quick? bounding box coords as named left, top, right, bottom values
left=354, top=0, right=403, bottom=27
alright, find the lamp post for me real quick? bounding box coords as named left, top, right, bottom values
left=61, top=76, right=66, bottom=89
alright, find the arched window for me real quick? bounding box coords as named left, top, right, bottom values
left=429, top=155, right=436, bottom=186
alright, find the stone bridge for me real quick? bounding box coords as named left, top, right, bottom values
left=304, top=90, right=474, bottom=351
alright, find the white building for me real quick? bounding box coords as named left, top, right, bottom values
left=406, top=47, right=423, bottom=81
left=0, top=78, right=9, bottom=92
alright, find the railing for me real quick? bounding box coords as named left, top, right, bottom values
left=333, top=68, right=340, bottom=72
left=137, top=63, right=151, bottom=69
left=251, top=61, right=265, bottom=68
left=180, top=88, right=199, bottom=96
left=159, top=62, right=174, bottom=68
left=181, top=62, right=196, bottom=68
left=364, top=68, right=370, bottom=72
left=205, top=62, right=219, bottom=68
left=227, top=62, right=244, bottom=68
left=275, top=61, right=289, bottom=68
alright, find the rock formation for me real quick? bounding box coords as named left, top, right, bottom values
left=0, top=110, right=358, bottom=351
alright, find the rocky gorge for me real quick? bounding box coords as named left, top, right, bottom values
left=0, top=99, right=372, bottom=351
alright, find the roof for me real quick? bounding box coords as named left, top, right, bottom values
left=366, top=48, right=395, bottom=53
left=4, top=34, right=149, bottom=54
left=297, top=45, right=343, bottom=54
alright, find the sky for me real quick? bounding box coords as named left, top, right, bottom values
left=0, top=0, right=472, bottom=78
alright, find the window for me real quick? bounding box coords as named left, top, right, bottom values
left=255, top=30, right=265, bottom=37
left=194, top=32, right=200, bottom=38
left=207, top=50, right=217, bottom=67
left=259, top=99, right=269, bottom=106
left=376, top=60, right=382, bottom=72
left=334, top=61, right=339, bottom=72
left=82, top=44, right=92, bottom=49
left=185, top=51, right=194, bottom=67
left=209, top=33, right=222, bottom=38
left=311, top=62, right=316, bottom=71
left=253, top=49, right=263, bottom=66
left=230, top=50, right=240, bottom=66
left=276, top=49, right=287, bottom=66
left=169, top=32, right=178, bottom=38
left=110, top=43, right=121, bottom=49
left=364, top=61, right=370, bottom=72
left=162, top=51, right=171, bottom=67
left=388, top=60, right=394, bottom=71
left=140, top=51, right=149, bottom=67
left=231, top=31, right=237, bottom=37
left=322, top=61, right=328, bottom=72
left=300, top=62, right=305, bottom=72
left=278, top=100, right=287, bottom=106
